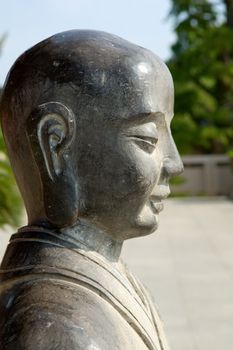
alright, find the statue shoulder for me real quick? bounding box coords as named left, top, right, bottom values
left=1, top=310, right=98, bottom=350
left=0, top=278, right=143, bottom=350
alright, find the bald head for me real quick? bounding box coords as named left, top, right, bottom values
left=1, top=29, right=173, bottom=127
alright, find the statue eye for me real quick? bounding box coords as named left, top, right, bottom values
left=125, top=122, right=158, bottom=152
left=131, top=135, right=157, bottom=145
left=130, top=135, right=158, bottom=152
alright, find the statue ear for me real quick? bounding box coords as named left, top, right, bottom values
left=27, top=102, right=76, bottom=182
left=26, top=102, right=78, bottom=227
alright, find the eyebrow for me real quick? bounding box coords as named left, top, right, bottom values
left=124, top=111, right=164, bottom=124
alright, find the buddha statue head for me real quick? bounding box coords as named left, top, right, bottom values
left=0, top=30, right=183, bottom=242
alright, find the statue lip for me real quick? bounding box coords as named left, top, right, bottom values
left=150, top=199, right=164, bottom=213
left=149, top=187, right=170, bottom=213
left=150, top=185, right=170, bottom=200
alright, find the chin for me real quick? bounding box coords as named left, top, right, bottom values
left=123, top=212, right=159, bottom=240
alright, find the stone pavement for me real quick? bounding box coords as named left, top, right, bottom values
left=0, top=198, right=233, bottom=350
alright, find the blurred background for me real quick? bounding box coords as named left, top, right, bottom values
left=0, top=1, right=233, bottom=350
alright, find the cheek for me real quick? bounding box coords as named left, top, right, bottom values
left=110, top=143, right=160, bottom=199
left=77, top=136, right=160, bottom=204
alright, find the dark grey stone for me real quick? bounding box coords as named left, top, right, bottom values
left=0, top=30, right=183, bottom=350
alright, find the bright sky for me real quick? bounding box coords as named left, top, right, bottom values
left=0, top=0, right=175, bottom=85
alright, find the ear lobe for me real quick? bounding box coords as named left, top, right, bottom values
left=27, top=102, right=76, bottom=181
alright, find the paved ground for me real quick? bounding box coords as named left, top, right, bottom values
left=0, top=198, right=233, bottom=350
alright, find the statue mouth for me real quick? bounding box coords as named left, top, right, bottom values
left=150, top=199, right=164, bottom=213
left=149, top=187, right=170, bottom=214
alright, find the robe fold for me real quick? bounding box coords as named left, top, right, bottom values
left=0, top=230, right=170, bottom=350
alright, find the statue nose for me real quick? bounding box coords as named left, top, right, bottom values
left=161, top=151, right=184, bottom=179
left=162, top=157, right=184, bottom=178
left=160, top=132, right=184, bottom=179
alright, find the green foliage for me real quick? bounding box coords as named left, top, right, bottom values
left=0, top=130, right=22, bottom=227
left=170, top=175, right=186, bottom=185
left=168, top=0, right=233, bottom=154
left=0, top=36, right=23, bottom=227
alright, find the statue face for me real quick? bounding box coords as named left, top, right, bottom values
left=74, top=61, right=183, bottom=240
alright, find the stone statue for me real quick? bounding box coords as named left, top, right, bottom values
left=0, top=30, right=183, bottom=350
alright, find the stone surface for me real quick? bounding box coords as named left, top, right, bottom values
left=0, top=30, right=183, bottom=349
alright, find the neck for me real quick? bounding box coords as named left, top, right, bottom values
left=61, top=219, right=123, bottom=262
left=21, top=219, right=123, bottom=263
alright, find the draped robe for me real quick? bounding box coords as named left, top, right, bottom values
left=0, top=229, right=170, bottom=350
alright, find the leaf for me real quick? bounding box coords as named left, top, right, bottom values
left=168, top=0, right=233, bottom=154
